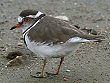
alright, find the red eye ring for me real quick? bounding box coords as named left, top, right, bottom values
left=23, top=18, right=30, bottom=22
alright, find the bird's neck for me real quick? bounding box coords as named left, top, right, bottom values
left=22, top=13, right=45, bottom=36
left=22, top=19, right=36, bottom=33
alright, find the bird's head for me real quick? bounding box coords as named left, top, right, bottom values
left=10, top=10, right=44, bottom=30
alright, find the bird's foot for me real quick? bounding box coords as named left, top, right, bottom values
left=30, top=72, right=59, bottom=78
left=30, top=72, right=45, bottom=78
left=45, top=72, right=58, bottom=76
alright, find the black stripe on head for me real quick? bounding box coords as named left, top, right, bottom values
left=19, top=10, right=38, bottom=17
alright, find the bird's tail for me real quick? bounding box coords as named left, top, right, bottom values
left=79, top=34, right=105, bottom=42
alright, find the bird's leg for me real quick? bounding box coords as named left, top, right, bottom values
left=55, top=57, right=64, bottom=75
left=45, top=57, right=64, bottom=76
left=39, top=58, right=47, bottom=77
left=31, top=58, right=47, bottom=78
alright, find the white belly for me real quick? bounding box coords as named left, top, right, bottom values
left=25, top=34, right=80, bottom=58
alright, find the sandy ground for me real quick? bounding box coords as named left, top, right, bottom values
left=0, top=0, right=110, bottom=83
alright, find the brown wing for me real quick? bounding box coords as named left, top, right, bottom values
left=28, top=16, right=104, bottom=43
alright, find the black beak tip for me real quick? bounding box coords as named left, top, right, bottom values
left=10, top=26, right=16, bottom=30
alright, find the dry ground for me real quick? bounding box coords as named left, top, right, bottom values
left=0, top=0, right=110, bottom=83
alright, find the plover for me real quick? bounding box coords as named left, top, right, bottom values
left=10, top=10, right=104, bottom=77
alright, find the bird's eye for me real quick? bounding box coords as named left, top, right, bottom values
left=23, top=18, right=30, bottom=22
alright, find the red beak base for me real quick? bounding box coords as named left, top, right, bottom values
left=16, top=22, right=22, bottom=28
left=10, top=22, right=22, bottom=30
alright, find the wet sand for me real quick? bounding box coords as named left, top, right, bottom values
left=0, top=0, right=110, bottom=83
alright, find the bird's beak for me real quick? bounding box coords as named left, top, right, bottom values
left=10, top=22, right=23, bottom=30
left=10, top=26, right=16, bottom=30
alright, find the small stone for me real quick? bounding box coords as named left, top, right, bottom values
left=63, top=77, right=69, bottom=81
left=90, top=47, right=93, bottom=49
left=0, top=38, right=2, bottom=41
left=1, top=68, right=4, bottom=71
left=62, top=1, right=65, bottom=3
left=74, top=3, right=78, bottom=5
left=104, top=31, right=107, bottom=33
left=66, top=69, right=71, bottom=72
left=96, top=25, right=99, bottom=28
left=18, top=43, right=23, bottom=46
left=1, top=32, right=5, bottom=34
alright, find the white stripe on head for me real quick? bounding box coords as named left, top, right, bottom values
left=18, top=16, right=23, bottom=22
left=26, top=15, right=36, bottom=18
left=26, top=11, right=43, bottom=18
left=35, top=11, right=43, bottom=18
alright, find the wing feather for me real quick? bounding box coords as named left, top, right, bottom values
left=28, top=16, right=104, bottom=43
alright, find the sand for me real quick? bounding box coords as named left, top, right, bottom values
left=0, top=0, right=110, bottom=83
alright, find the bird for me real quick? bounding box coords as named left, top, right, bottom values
left=10, top=10, right=104, bottom=78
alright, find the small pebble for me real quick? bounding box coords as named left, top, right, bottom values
left=18, top=43, right=23, bottom=46
left=62, top=1, right=65, bottom=3
left=96, top=25, right=99, bottom=28
left=90, top=47, right=93, bottom=49
left=66, top=69, right=71, bottom=72
left=1, top=32, right=5, bottom=34
left=74, top=2, right=78, bottom=5
left=63, top=77, right=69, bottom=81
left=0, top=38, right=2, bottom=41
left=1, top=68, right=4, bottom=71
left=104, top=31, right=107, bottom=33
